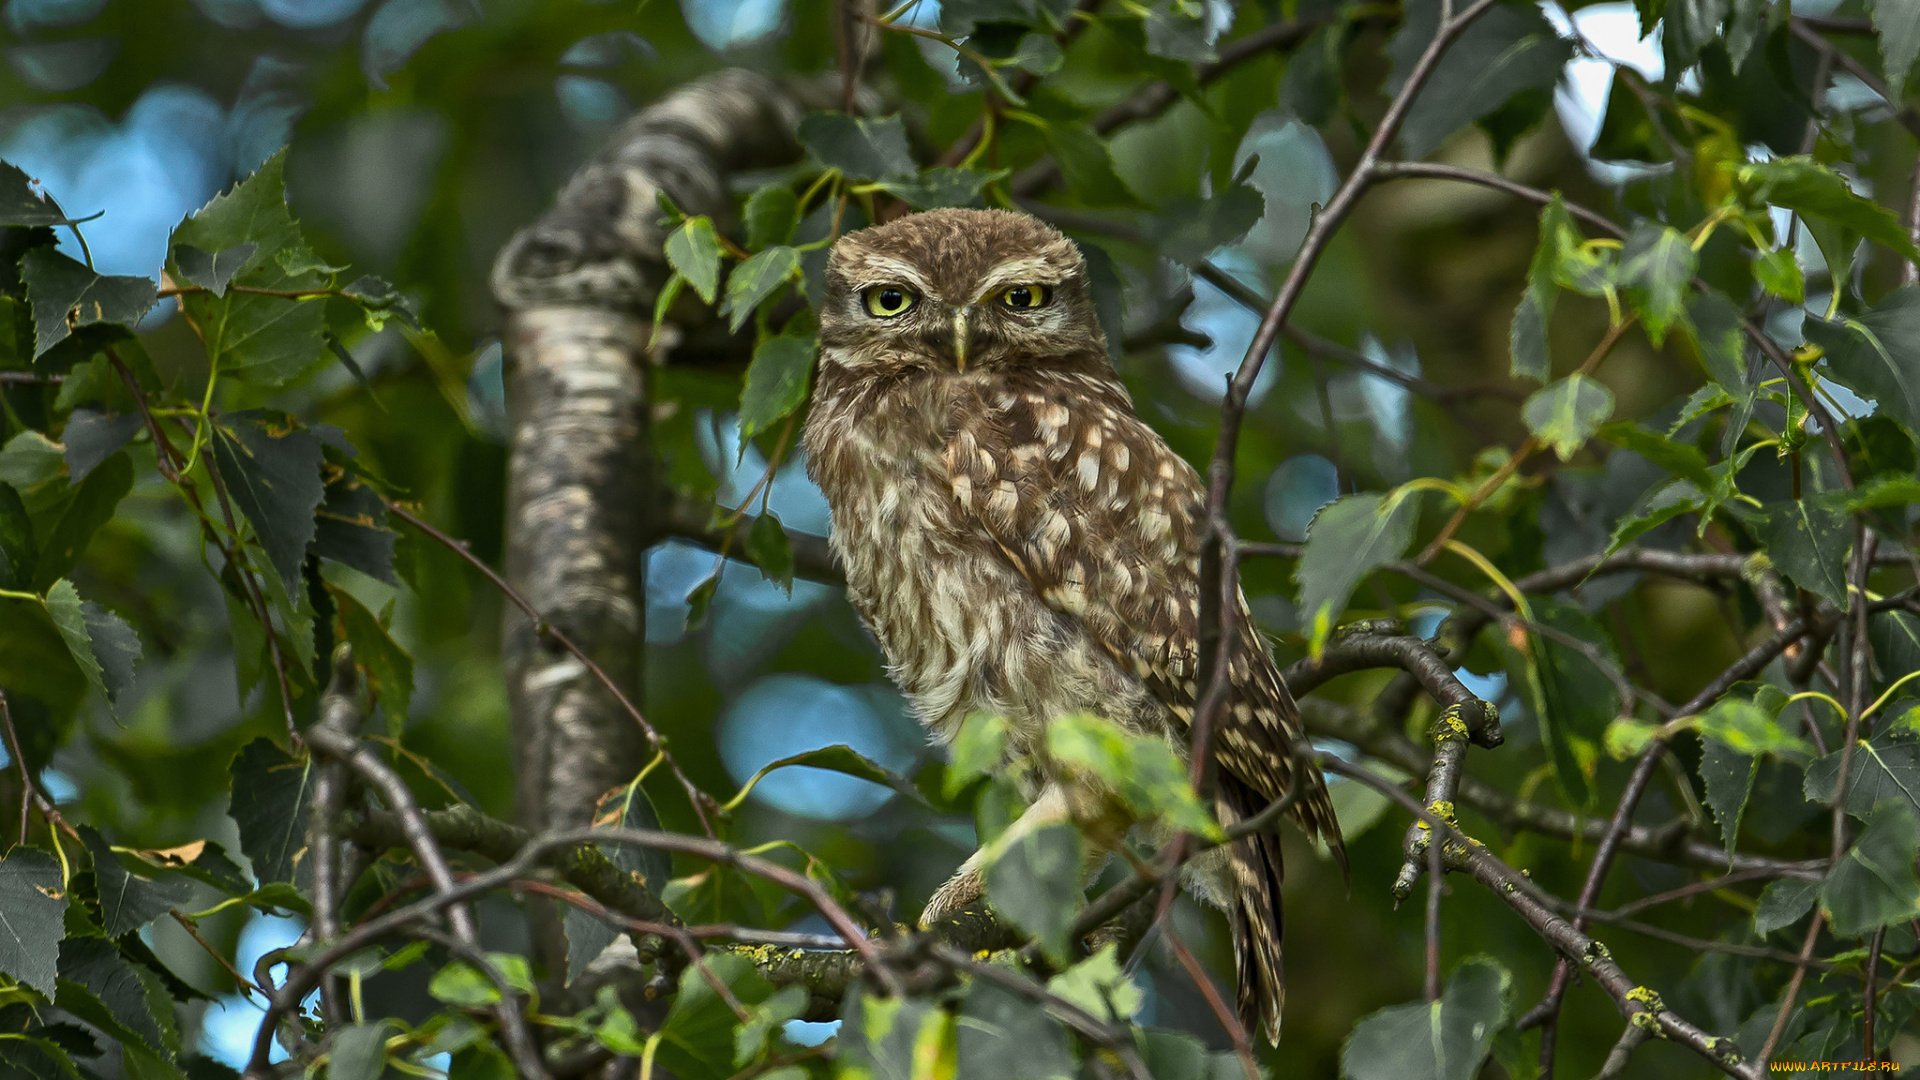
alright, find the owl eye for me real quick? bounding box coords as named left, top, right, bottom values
left=1000, top=284, right=1052, bottom=310
left=863, top=285, right=917, bottom=318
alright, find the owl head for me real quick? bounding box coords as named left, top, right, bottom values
left=819, top=208, right=1109, bottom=377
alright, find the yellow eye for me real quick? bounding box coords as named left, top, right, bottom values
left=863, top=285, right=916, bottom=318
left=1001, top=284, right=1052, bottom=309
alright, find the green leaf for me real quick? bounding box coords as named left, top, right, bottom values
left=328, top=1022, right=397, bottom=1080
left=719, top=246, right=800, bottom=333
left=1143, top=184, right=1266, bottom=269
left=1045, top=943, right=1144, bottom=1024
left=1678, top=289, right=1750, bottom=396
left=55, top=935, right=171, bottom=1061
left=655, top=952, right=775, bottom=1080
left=169, top=151, right=329, bottom=386
left=331, top=586, right=413, bottom=733
left=227, top=738, right=314, bottom=886
left=984, top=823, right=1083, bottom=964
left=1619, top=221, right=1696, bottom=345
left=1044, top=714, right=1219, bottom=838
left=1295, top=492, right=1417, bottom=649
left=1341, top=955, right=1511, bottom=1080
left=1603, top=480, right=1704, bottom=556
left=44, top=578, right=140, bottom=711
left=123, top=839, right=250, bottom=897
left=0, top=846, right=65, bottom=995
left=873, top=167, right=1008, bottom=210
left=1753, top=247, right=1804, bottom=304
left=945, top=712, right=1008, bottom=800
left=428, top=956, right=533, bottom=1009
left=1821, top=802, right=1920, bottom=938
left=312, top=470, right=397, bottom=585
left=1804, top=286, right=1920, bottom=440
left=1873, top=0, right=1920, bottom=98
left=742, top=510, right=793, bottom=593
left=61, top=410, right=142, bottom=486
left=171, top=243, right=257, bottom=298
left=20, top=248, right=155, bottom=361
left=837, top=991, right=955, bottom=1080
left=1042, top=124, right=1148, bottom=210
left=1511, top=196, right=1574, bottom=382
left=1805, top=738, right=1920, bottom=821
left=0, top=1035, right=84, bottom=1080
left=1523, top=375, right=1614, bottom=461
left=1698, top=698, right=1815, bottom=761
left=797, top=113, right=917, bottom=181
left=0, top=160, right=72, bottom=226
left=0, top=482, right=35, bottom=590
left=1387, top=0, right=1571, bottom=160
left=81, top=828, right=192, bottom=939
left=1752, top=499, right=1850, bottom=608
left=665, top=217, right=724, bottom=305
left=742, top=186, right=798, bottom=250
left=1871, top=612, right=1920, bottom=688
left=1754, top=877, right=1819, bottom=936
left=33, top=450, right=132, bottom=590
left=738, top=330, right=815, bottom=439
left=1738, top=158, right=1920, bottom=263
left=210, top=410, right=326, bottom=590
left=957, top=977, right=1075, bottom=1080
left=731, top=985, right=807, bottom=1068
left=1598, top=421, right=1714, bottom=490
left=1699, top=740, right=1756, bottom=852
left=728, top=744, right=931, bottom=813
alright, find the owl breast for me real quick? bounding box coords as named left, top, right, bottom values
left=802, top=366, right=1166, bottom=756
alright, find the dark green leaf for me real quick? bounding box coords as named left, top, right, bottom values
left=1821, top=802, right=1920, bottom=938
left=0, top=846, right=65, bottom=995
left=1754, top=877, right=1819, bottom=936
left=171, top=243, right=257, bottom=298
left=957, top=977, right=1075, bottom=1080
left=44, top=579, right=140, bottom=710
left=81, top=828, right=192, bottom=939
left=55, top=935, right=170, bottom=1060
left=665, top=217, right=724, bottom=305
left=1510, top=196, right=1570, bottom=382
left=0, top=482, right=35, bottom=590
left=125, top=840, right=251, bottom=896
left=210, top=410, right=325, bottom=590
left=329, top=1022, right=397, bottom=1080
left=873, top=167, right=1007, bottom=210
left=1142, top=183, right=1265, bottom=268
left=563, top=904, right=619, bottom=985
left=312, top=471, right=397, bottom=585
left=797, top=113, right=917, bottom=181
left=331, top=586, right=413, bottom=732
left=1680, top=288, right=1750, bottom=395
left=1341, top=955, right=1511, bottom=1080
left=33, top=451, right=131, bottom=590
left=984, top=822, right=1083, bottom=963
left=1739, top=159, right=1920, bottom=262
left=1603, top=480, right=1703, bottom=556
left=169, top=151, right=328, bottom=387
left=655, top=953, right=775, bottom=1080
left=1804, top=287, right=1920, bottom=440
left=1699, top=741, right=1756, bottom=852
left=1752, top=499, right=1850, bottom=607
left=1874, top=0, right=1920, bottom=98
left=732, top=985, right=808, bottom=1068
left=1598, top=421, right=1714, bottom=490
left=720, top=247, right=800, bottom=333
left=1388, top=0, right=1571, bottom=159
left=838, top=991, right=954, bottom=1080
left=1805, top=738, right=1920, bottom=821
left=1871, top=612, right=1920, bottom=689
left=731, top=743, right=931, bottom=812
left=742, top=186, right=798, bottom=250
left=0, top=161, right=71, bottom=226
left=1523, top=375, right=1614, bottom=461
left=1042, top=124, right=1148, bottom=209
left=1295, top=492, right=1417, bottom=646
left=743, top=510, right=793, bottom=592
left=1619, top=221, right=1696, bottom=345
left=0, top=1035, right=83, bottom=1080
left=20, top=248, right=155, bottom=360
left=60, top=411, right=141, bottom=486
left=227, top=738, right=314, bottom=886
left=738, top=330, right=814, bottom=439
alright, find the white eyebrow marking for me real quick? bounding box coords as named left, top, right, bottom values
left=849, top=255, right=936, bottom=297
left=971, top=255, right=1072, bottom=302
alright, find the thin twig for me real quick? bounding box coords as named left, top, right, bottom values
left=1758, top=914, right=1825, bottom=1066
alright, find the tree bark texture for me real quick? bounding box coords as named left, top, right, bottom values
left=490, top=69, right=833, bottom=978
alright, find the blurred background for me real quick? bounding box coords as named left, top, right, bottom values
left=2, top=0, right=1900, bottom=1075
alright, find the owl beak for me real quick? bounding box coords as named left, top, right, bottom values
left=952, top=306, right=973, bottom=373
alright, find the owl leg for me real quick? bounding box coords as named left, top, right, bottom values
left=920, top=782, right=1073, bottom=927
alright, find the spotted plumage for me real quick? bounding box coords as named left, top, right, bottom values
left=801, top=208, right=1343, bottom=1044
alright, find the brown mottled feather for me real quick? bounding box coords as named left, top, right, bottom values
left=802, top=208, right=1342, bottom=1045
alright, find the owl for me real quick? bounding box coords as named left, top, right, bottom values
left=800, top=208, right=1344, bottom=1044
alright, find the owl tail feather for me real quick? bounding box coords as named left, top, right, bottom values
left=1221, top=789, right=1288, bottom=1047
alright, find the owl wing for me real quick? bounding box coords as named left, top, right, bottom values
left=939, top=372, right=1345, bottom=863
